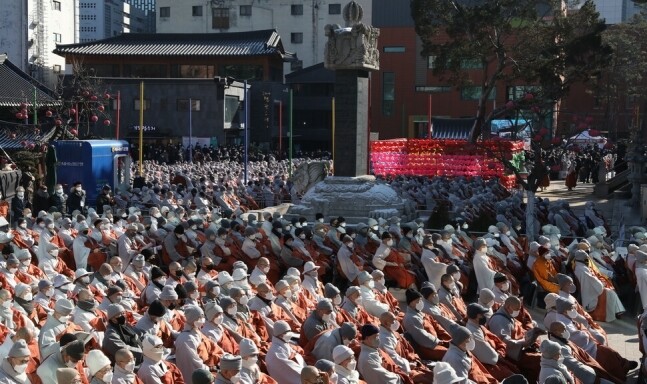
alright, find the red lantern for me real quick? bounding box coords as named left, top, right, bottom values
left=585, top=116, right=594, bottom=124
left=551, top=137, right=561, bottom=145
left=55, top=119, right=62, bottom=126
left=533, top=134, right=543, bottom=142
left=82, top=91, right=90, bottom=97
left=103, top=119, right=111, bottom=126
left=578, top=122, right=587, bottom=131
left=20, top=109, right=27, bottom=115
left=70, top=129, right=78, bottom=136
left=19, top=103, right=27, bottom=110
left=538, top=128, right=549, bottom=136
left=69, top=108, right=77, bottom=115
left=589, top=129, right=600, bottom=136
left=531, top=106, right=540, bottom=113
left=90, top=115, right=99, bottom=122
left=45, top=110, right=53, bottom=117
left=505, top=101, right=515, bottom=110
left=27, top=143, right=35, bottom=150
left=15, top=112, right=23, bottom=119
left=97, top=105, right=105, bottom=112
left=90, top=95, right=98, bottom=101
left=524, top=93, right=534, bottom=101
left=20, top=140, right=27, bottom=147
left=104, top=93, right=111, bottom=99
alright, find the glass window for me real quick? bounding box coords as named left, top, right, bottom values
left=192, top=6, right=202, bottom=16
left=212, top=8, right=229, bottom=28
left=240, top=5, right=252, bottom=16
left=427, top=56, right=436, bottom=69
left=224, top=95, right=242, bottom=128
left=290, top=60, right=303, bottom=71
left=123, top=64, right=166, bottom=78
left=291, top=33, right=303, bottom=44
left=219, top=64, right=263, bottom=81
left=159, top=6, right=170, bottom=17
left=383, top=46, right=405, bottom=53
left=171, top=65, right=215, bottom=78
left=134, top=99, right=150, bottom=111
left=177, top=99, right=201, bottom=111
left=461, top=86, right=496, bottom=101
left=88, top=64, right=119, bottom=77
left=291, top=4, right=303, bottom=15
left=460, top=58, right=482, bottom=69
left=53, top=33, right=62, bottom=42
left=53, top=1, right=61, bottom=11
left=506, top=85, right=541, bottom=101
left=329, top=4, right=341, bottom=14
left=382, top=72, right=395, bottom=116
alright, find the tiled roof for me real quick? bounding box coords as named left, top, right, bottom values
left=431, top=117, right=475, bottom=140
left=0, top=55, right=61, bottom=107
left=54, top=30, right=296, bottom=60
left=0, top=121, right=65, bottom=150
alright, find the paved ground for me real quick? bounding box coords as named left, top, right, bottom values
left=535, top=179, right=644, bottom=382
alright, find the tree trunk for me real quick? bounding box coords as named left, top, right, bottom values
left=525, top=189, right=536, bottom=242
left=469, top=96, right=489, bottom=143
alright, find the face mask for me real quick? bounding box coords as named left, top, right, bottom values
left=229, top=373, right=241, bottom=384
left=568, top=285, right=576, bottom=294
left=22, top=293, right=32, bottom=301
left=333, top=296, right=342, bottom=306
left=56, top=189, right=63, bottom=195
left=45, top=288, right=54, bottom=297
left=7, top=268, right=16, bottom=275
left=557, top=356, right=564, bottom=365
left=447, top=283, right=456, bottom=291
left=501, top=282, right=510, bottom=292
left=415, top=300, right=424, bottom=312
left=20, top=260, right=30, bottom=267
left=478, top=316, right=487, bottom=326
left=485, top=300, right=494, bottom=309
left=510, top=310, right=520, bottom=318
left=211, top=287, right=220, bottom=296
left=13, top=363, right=27, bottom=374
left=452, top=272, right=461, bottom=282
left=354, top=297, right=363, bottom=307
left=242, top=356, right=258, bottom=369
left=318, top=218, right=324, bottom=223
left=194, top=319, right=205, bottom=329
left=239, top=296, right=249, bottom=305
left=17, top=193, right=24, bottom=199
left=124, top=361, right=135, bottom=373
left=47, top=224, right=55, bottom=229
left=566, top=309, right=578, bottom=319
left=212, top=315, right=223, bottom=325
left=390, top=321, right=400, bottom=332
left=329, top=373, right=338, bottom=384
left=227, top=307, right=237, bottom=316
left=281, top=333, right=293, bottom=343
left=347, top=359, right=357, bottom=371
left=190, top=291, right=200, bottom=300
left=376, top=278, right=385, bottom=287
left=19, top=223, right=27, bottom=229
left=1, top=301, right=11, bottom=309
left=366, top=281, right=375, bottom=289
left=262, top=266, right=270, bottom=274
left=299, top=234, right=306, bottom=240
left=116, top=315, right=126, bottom=325
left=386, top=240, right=394, bottom=247
left=322, top=313, right=332, bottom=323
left=562, top=330, right=570, bottom=339
left=431, top=295, right=440, bottom=305
left=102, top=372, right=113, bottom=384
left=147, top=349, right=164, bottom=362
left=343, top=338, right=351, bottom=346
left=66, top=360, right=77, bottom=368
left=50, top=250, right=59, bottom=258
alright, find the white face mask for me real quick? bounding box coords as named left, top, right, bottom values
left=557, top=355, right=564, bottom=365
left=500, top=282, right=510, bottom=292
left=347, top=359, right=357, bottom=371
left=561, top=330, right=570, bottom=339
left=194, top=319, right=205, bottom=329
left=211, top=286, right=221, bottom=296
left=229, top=373, right=241, bottom=384
left=386, top=239, right=394, bottom=247
left=465, top=338, right=475, bottom=351
left=212, top=315, right=223, bottom=325
left=7, top=268, right=16, bottom=275
left=45, top=288, right=54, bottom=297
left=318, top=218, right=324, bottom=223
left=390, top=321, right=400, bottom=332
left=452, top=272, right=461, bottom=282
left=510, top=310, right=520, bottom=318
left=13, top=363, right=28, bottom=374
left=566, top=309, right=578, bottom=319
left=415, top=300, right=424, bottom=312
left=239, top=296, right=249, bottom=305
left=147, top=348, right=164, bottom=363
left=22, top=293, right=32, bottom=301
left=190, top=291, right=200, bottom=300
left=322, top=313, right=332, bottom=323
left=102, top=371, right=113, bottom=384
left=1, top=301, right=11, bottom=309
left=16, top=193, right=24, bottom=199
left=366, top=281, right=375, bottom=289
left=354, top=297, right=363, bottom=307
left=227, top=307, right=237, bottom=316
left=333, top=296, right=342, bottom=306
left=124, top=361, right=135, bottom=373
left=262, top=266, right=270, bottom=274
left=242, top=356, right=258, bottom=369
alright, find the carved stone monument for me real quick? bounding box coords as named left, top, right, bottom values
left=288, top=1, right=413, bottom=222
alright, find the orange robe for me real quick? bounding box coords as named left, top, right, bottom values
left=384, top=249, right=417, bottom=289
left=412, top=313, right=450, bottom=361
left=479, top=325, right=519, bottom=381
left=532, top=257, right=560, bottom=293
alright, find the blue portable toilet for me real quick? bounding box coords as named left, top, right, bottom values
left=52, top=140, right=131, bottom=206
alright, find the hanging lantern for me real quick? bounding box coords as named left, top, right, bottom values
left=90, top=95, right=98, bottom=101
left=523, top=93, right=534, bottom=101
left=531, top=106, right=540, bottom=113
left=20, top=108, right=28, bottom=116
left=585, top=116, right=594, bottom=124
left=589, top=129, right=600, bottom=136
left=70, top=128, right=78, bottom=136
left=103, top=119, right=111, bottom=126
left=19, top=103, right=27, bottom=110
left=55, top=119, right=62, bottom=126
left=90, top=115, right=99, bottom=123
left=82, top=90, right=90, bottom=97
left=104, top=93, right=111, bottom=100
left=45, top=110, right=53, bottom=118
left=97, top=105, right=105, bottom=112
left=69, top=108, right=77, bottom=115
left=505, top=101, right=515, bottom=110
left=533, top=134, right=543, bottom=142
left=538, top=128, right=549, bottom=136
left=15, top=112, right=24, bottom=119
left=551, top=137, right=561, bottom=145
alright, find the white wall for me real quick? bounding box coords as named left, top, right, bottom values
left=0, top=0, right=29, bottom=71
left=156, top=0, right=373, bottom=74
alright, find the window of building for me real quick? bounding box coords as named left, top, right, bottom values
left=170, top=65, right=215, bottom=78
left=123, top=64, right=167, bottom=78
left=240, top=5, right=252, bottom=16
left=53, top=1, right=61, bottom=11
left=53, top=33, right=62, bottom=42
left=159, top=6, right=170, bottom=17
left=291, top=32, right=303, bottom=44
left=415, top=85, right=451, bottom=93
left=383, top=46, right=405, bottom=53
left=427, top=56, right=436, bottom=69
left=212, top=8, right=229, bottom=29
left=219, top=64, right=264, bottom=81
left=460, top=58, right=483, bottom=69
left=110, top=99, right=121, bottom=111
left=290, top=60, right=303, bottom=71
left=461, top=86, right=496, bottom=101
left=383, top=72, right=395, bottom=116
left=192, top=5, right=202, bottom=16
left=329, top=4, right=341, bottom=14
left=291, top=4, right=303, bottom=15
left=506, top=85, right=540, bottom=101
left=134, top=99, right=150, bottom=111
left=177, top=99, right=201, bottom=111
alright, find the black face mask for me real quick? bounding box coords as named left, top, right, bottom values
left=478, top=316, right=487, bottom=326
left=175, top=270, right=183, bottom=278
left=168, top=303, right=177, bottom=310
left=116, top=315, right=126, bottom=325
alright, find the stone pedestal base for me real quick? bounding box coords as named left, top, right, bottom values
left=288, top=175, right=413, bottom=223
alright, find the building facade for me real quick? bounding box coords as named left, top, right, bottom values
left=0, top=0, right=78, bottom=89
left=79, top=0, right=149, bottom=43
left=125, top=0, right=156, bottom=31
left=154, top=0, right=371, bottom=74
left=593, top=0, right=640, bottom=24
left=53, top=30, right=293, bottom=144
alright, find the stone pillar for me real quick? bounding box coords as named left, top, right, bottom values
left=334, top=69, right=369, bottom=177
